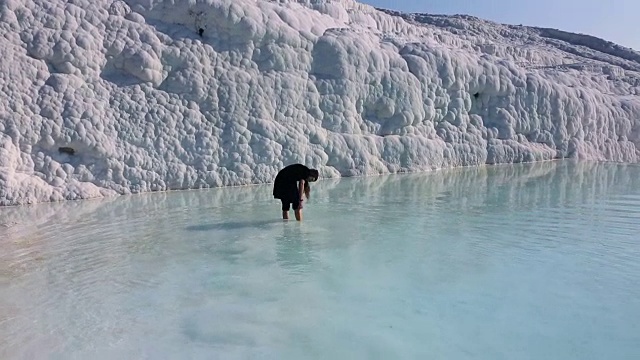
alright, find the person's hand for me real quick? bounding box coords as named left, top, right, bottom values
left=299, top=198, right=304, bottom=209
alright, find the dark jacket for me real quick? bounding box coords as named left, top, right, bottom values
left=273, top=164, right=311, bottom=199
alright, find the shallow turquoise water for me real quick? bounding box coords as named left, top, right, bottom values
left=1, top=161, right=639, bottom=359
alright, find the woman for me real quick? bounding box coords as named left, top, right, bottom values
left=273, top=164, right=319, bottom=221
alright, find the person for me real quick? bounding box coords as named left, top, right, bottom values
left=273, top=164, right=319, bottom=221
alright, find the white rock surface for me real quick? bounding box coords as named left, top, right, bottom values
left=0, top=0, right=639, bottom=205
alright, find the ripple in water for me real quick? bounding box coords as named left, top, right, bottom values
left=1, top=161, right=639, bottom=359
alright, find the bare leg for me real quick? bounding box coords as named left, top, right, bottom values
left=294, top=209, right=302, bottom=221
left=282, top=210, right=289, bottom=220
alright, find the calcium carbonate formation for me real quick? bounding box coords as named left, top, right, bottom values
left=0, top=0, right=639, bottom=205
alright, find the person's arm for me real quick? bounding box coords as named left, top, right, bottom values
left=298, top=179, right=305, bottom=201
left=304, top=182, right=310, bottom=199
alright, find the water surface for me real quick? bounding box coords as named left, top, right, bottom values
left=1, top=161, right=639, bottom=359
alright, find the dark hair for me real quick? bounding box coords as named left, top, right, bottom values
left=308, top=169, right=319, bottom=181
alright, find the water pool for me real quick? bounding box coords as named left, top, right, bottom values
left=1, top=160, right=639, bottom=359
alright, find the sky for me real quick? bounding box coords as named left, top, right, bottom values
left=359, top=0, right=640, bottom=51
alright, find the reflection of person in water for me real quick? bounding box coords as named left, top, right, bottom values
left=272, top=164, right=319, bottom=221
left=275, top=222, right=314, bottom=275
